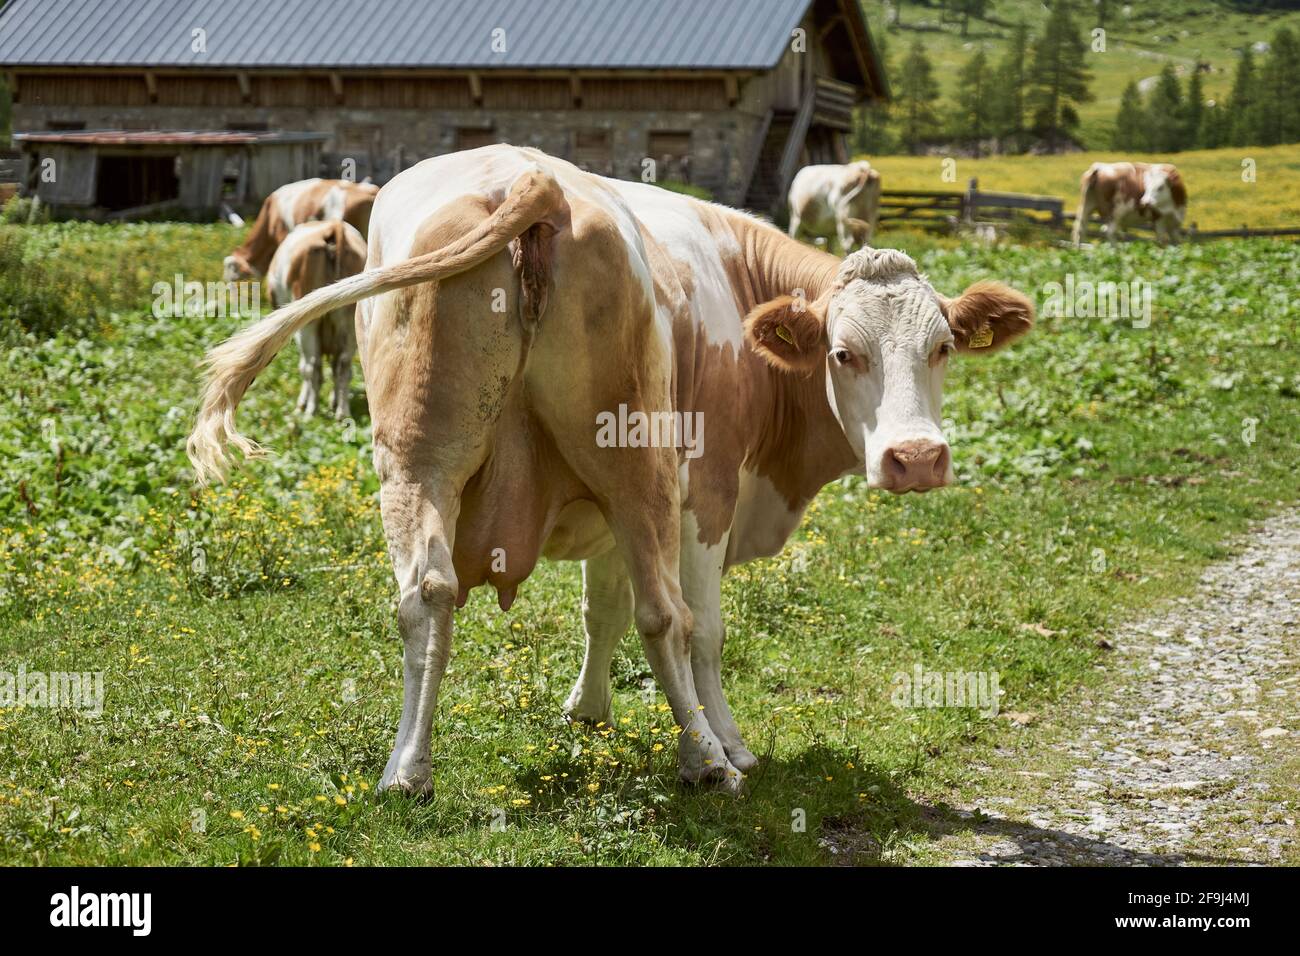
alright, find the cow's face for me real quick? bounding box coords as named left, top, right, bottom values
left=223, top=253, right=256, bottom=282
left=745, top=249, right=1033, bottom=493
left=1139, top=168, right=1178, bottom=217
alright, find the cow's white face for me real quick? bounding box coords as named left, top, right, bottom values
left=745, top=249, right=1034, bottom=493
left=1140, top=169, right=1177, bottom=217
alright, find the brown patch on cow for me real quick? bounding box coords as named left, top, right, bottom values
left=1161, top=164, right=1188, bottom=208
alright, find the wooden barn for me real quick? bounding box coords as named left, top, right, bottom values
left=0, top=0, right=887, bottom=215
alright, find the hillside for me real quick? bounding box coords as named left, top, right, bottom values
left=867, top=0, right=1300, bottom=150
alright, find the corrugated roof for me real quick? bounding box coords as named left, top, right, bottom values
left=0, top=0, right=821, bottom=70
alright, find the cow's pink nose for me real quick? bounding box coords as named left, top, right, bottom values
left=881, top=440, right=950, bottom=492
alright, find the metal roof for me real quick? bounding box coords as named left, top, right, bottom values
left=12, top=130, right=329, bottom=145
left=0, top=0, right=828, bottom=70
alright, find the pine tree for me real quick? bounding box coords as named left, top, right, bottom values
left=1112, top=80, right=1147, bottom=150
left=1226, top=47, right=1257, bottom=147
left=1146, top=64, right=1184, bottom=152
left=853, top=30, right=894, bottom=154
left=1198, top=102, right=1229, bottom=150
left=1182, top=68, right=1205, bottom=151
left=951, top=48, right=993, bottom=156
left=991, top=22, right=1030, bottom=149
left=1027, top=1, right=1094, bottom=152
left=896, top=39, right=942, bottom=154
left=1256, top=28, right=1300, bottom=145
left=1094, top=0, right=1110, bottom=31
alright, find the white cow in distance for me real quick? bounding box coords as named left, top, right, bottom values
left=788, top=160, right=882, bottom=252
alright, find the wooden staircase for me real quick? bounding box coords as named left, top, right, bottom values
left=743, top=111, right=795, bottom=216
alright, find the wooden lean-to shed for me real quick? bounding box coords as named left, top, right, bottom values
left=0, top=0, right=888, bottom=216
left=11, top=129, right=326, bottom=218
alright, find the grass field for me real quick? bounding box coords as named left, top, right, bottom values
left=865, top=143, right=1300, bottom=231
left=871, top=0, right=1300, bottom=150
left=1, top=222, right=1297, bottom=865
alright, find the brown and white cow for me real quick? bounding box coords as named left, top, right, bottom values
left=1072, top=161, right=1187, bottom=247
left=266, top=219, right=368, bottom=419
left=788, top=160, right=883, bottom=253
left=188, top=145, right=1032, bottom=796
left=223, top=178, right=379, bottom=281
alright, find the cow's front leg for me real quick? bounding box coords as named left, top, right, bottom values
left=378, top=476, right=460, bottom=796
left=680, top=524, right=757, bottom=772
left=606, top=482, right=742, bottom=792
left=563, top=548, right=634, bottom=725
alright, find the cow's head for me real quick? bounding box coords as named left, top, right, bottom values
left=745, top=248, right=1033, bottom=493
left=222, top=252, right=258, bottom=282
left=1139, top=166, right=1182, bottom=219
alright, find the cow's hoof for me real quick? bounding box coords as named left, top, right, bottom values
left=678, top=731, right=745, bottom=795
left=380, top=753, right=433, bottom=797
left=378, top=770, right=433, bottom=798
left=725, top=744, right=759, bottom=773
left=561, top=689, right=612, bottom=728
left=678, top=762, right=746, bottom=796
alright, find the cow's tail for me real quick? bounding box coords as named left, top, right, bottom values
left=187, top=167, right=568, bottom=485
left=1073, top=164, right=1100, bottom=247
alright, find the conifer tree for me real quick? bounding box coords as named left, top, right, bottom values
left=1027, top=1, right=1094, bottom=151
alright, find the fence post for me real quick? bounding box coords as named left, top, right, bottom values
left=964, top=177, right=978, bottom=224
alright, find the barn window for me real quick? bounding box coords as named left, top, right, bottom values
left=573, top=129, right=613, bottom=176
left=226, top=120, right=269, bottom=131
left=455, top=127, right=497, bottom=151
left=47, top=119, right=86, bottom=131
left=647, top=130, right=692, bottom=184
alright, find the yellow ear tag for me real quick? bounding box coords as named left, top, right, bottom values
left=775, top=324, right=795, bottom=345
left=967, top=325, right=994, bottom=349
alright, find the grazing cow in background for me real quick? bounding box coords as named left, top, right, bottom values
left=266, top=220, right=368, bottom=419
left=788, top=160, right=882, bottom=252
left=1072, top=161, right=1187, bottom=246
left=223, top=178, right=379, bottom=281
left=188, top=145, right=1032, bottom=797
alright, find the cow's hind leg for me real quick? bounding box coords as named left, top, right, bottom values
left=378, top=476, right=461, bottom=796
left=295, top=323, right=323, bottom=416
left=330, top=309, right=356, bottom=420
left=563, top=547, right=633, bottom=726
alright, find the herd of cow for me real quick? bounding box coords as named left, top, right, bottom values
left=188, top=146, right=1179, bottom=795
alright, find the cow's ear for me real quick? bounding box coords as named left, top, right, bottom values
left=744, top=295, right=827, bottom=372
left=939, top=280, right=1034, bottom=354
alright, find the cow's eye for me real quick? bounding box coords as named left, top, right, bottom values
left=931, top=341, right=954, bottom=365
left=832, top=348, right=853, bottom=365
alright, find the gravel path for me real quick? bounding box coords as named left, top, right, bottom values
left=938, top=511, right=1300, bottom=866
